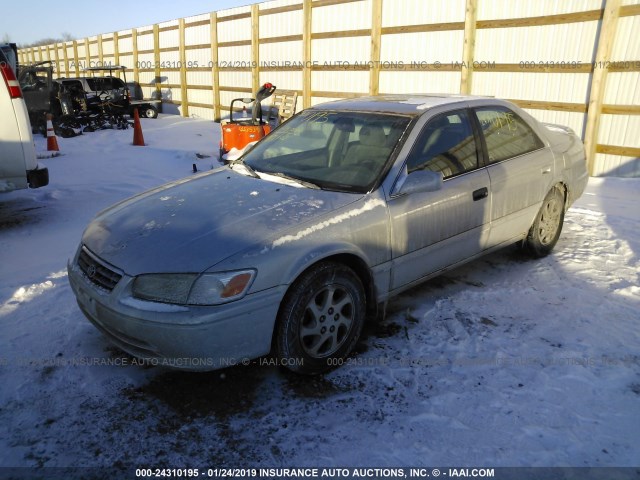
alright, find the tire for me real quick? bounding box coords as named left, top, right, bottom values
left=275, top=262, right=366, bottom=375
left=524, top=186, right=565, bottom=257
left=143, top=106, right=158, bottom=119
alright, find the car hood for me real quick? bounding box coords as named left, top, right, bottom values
left=82, top=167, right=360, bottom=275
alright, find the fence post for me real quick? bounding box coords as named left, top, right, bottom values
left=73, top=40, right=80, bottom=75
left=210, top=12, right=221, bottom=121
left=53, top=44, right=60, bottom=76
left=62, top=43, right=70, bottom=77
left=251, top=4, right=260, bottom=95
left=153, top=24, right=162, bottom=103
left=132, top=29, right=140, bottom=85
left=179, top=18, right=189, bottom=117
left=460, top=0, right=478, bottom=94
left=114, top=32, right=120, bottom=73
left=369, top=0, right=383, bottom=95
left=97, top=34, right=104, bottom=66
left=584, top=0, right=621, bottom=176
left=85, top=38, right=91, bottom=70
left=303, top=0, right=312, bottom=108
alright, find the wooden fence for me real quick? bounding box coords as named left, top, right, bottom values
left=18, top=0, right=640, bottom=176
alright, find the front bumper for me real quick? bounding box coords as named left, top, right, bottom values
left=67, top=252, right=285, bottom=371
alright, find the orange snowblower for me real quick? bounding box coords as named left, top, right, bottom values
left=219, top=83, right=276, bottom=162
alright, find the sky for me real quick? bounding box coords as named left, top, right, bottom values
left=1, top=0, right=258, bottom=46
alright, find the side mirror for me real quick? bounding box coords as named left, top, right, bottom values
left=394, top=170, right=443, bottom=196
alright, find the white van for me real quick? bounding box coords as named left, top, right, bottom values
left=0, top=44, right=49, bottom=193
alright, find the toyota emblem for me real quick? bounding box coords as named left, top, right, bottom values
left=86, top=265, right=97, bottom=278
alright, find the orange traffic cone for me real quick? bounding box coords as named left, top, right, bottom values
left=46, top=114, right=59, bottom=152
left=132, top=108, right=145, bottom=146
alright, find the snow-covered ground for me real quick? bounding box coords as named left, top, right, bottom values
left=0, top=116, right=638, bottom=472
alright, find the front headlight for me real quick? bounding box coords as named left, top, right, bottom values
left=132, top=270, right=256, bottom=306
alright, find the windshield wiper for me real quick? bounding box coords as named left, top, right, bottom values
left=268, top=172, right=321, bottom=189
left=230, top=159, right=260, bottom=179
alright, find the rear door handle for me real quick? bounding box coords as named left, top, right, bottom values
left=473, top=187, right=489, bottom=201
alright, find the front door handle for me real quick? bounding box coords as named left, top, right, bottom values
left=473, top=187, right=489, bottom=201
left=542, top=167, right=551, bottom=174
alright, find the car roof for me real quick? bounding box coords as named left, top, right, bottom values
left=311, top=94, right=496, bottom=116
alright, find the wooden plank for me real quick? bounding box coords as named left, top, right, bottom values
left=132, top=28, right=139, bottom=84
left=596, top=144, right=640, bottom=157
left=159, top=25, right=179, bottom=33
left=251, top=4, right=260, bottom=95
left=382, top=22, right=465, bottom=35
left=584, top=0, right=621, bottom=176
left=153, top=24, right=162, bottom=102
left=185, top=85, right=214, bottom=91
left=312, top=0, right=365, bottom=8
left=476, top=9, right=603, bottom=29
left=211, top=12, right=221, bottom=121
left=179, top=18, right=189, bottom=117
left=185, top=43, right=212, bottom=51
left=620, top=4, right=640, bottom=17
left=53, top=45, right=60, bottom=77
left=460, top=0, right=478, bottom=94
left=84, top=38, right=91, bottom=71
left=303, top=0, right=312, bottom=108
left=312, top=29, right=371, bottom=40
left=137, top=49, right=155, bottom=55
left=259, top=3, right=303, bottom=16
left=159, top=46, right=179, bottom=53
left=217, top=11, right=252, bottom=23
left=369, top=0, right=382, bottom=95
left=601, top=104, right=640, bottom=115
left=73, top=41, right=80, bottom=75
left=184, top=19, right=210, bottom=28
left=508, top=99, right=587, bottom=113
left=62, top=42, right=70, bottom=77
left=113, top=32, right=120, bottom=75
left=483, top=62, right=593, bottom=73
left=218, top=40, right=252, bottom=48
left=260, top=34, right=304, bottom=44
left=97, top=34, right=104, bottom=67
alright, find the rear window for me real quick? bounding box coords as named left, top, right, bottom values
left=86, top=77, right=125, bottom=91
left=474, top=106, right=544, bottom=163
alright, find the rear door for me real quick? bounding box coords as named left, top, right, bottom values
left=387, top=108, right=491, bottom=291
left=472, top=105, right=552, bottom=247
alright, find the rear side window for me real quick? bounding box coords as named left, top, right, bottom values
left=405, top=109, right=479, bottom=179
left=474, top=106, right=544, bottom=163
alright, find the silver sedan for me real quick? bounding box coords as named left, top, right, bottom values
left=68, top=95, right=588, bottom=374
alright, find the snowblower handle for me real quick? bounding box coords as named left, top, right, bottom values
left=251, top=83, right=277, bottom=125
left=255, top=83, right=277, bottom=103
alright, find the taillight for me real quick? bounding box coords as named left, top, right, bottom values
left=0, top=61, right=23, bottom=98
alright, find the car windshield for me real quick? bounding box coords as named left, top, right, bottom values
left=242, top=109, right=411, bottom=192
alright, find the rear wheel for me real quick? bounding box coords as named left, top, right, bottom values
left=524, top=186, right=565, bottom=257
left=275, top=262, right=366, bottom=375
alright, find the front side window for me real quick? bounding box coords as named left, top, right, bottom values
left=474, top=106, right=544, bottom=163
left=405, top=109, right=479, bottom=179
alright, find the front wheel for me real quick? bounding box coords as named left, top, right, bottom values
left=275, top=262, right=366, bottom=375
left=524, top=187, right=565, bottom=257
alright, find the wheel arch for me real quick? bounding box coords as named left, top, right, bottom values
left=271, top=250, right=380, bottom=351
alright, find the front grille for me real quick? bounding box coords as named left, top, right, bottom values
left=78, top=246, right=122, bottom=291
